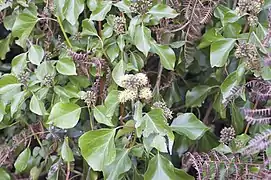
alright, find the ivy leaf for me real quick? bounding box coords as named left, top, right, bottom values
left=87, top=0, right=97, bottom=11
left=104, top=149, right=132, bottom=180
left=93, top=106, right=114, bottom=127
left=150, top=41, right=176, bottom=70
left=0, top=102, right=6, bottom=122
left=12, top=11, right=37, bottom=47
left=28, top=45, right=44, bottom=65
left=90, top=1, right=112, bottom=21
left=81, top=19, right=98, bottom=36
left=61, top=137, right=74, bottom=162
left=113, top=0, right=131, bottom=13
left=112, top=59, right=126, bottom=86
left=79, top=129, right=116, bottom=171
left=148, top=4, right=178, bottom=20
left=11, top=91, right=25, bottom=117
left=210, top=38, right=235, bottom=67
left=0, top=75, right=21, bottom=95
left=30, top=94, right=47, bottom=116
left=47, top=102, right=81, bottom=129
left=14, top=148, right=31, bottom=173
left=144, top=153, right=194, bottom=180
left=106, top=41, right=120, bottom=62
left=220, top=71, right=238, bottom=103
left=63, top=0, right=84, bottom=25
left=11, top=53, right=27, bottom=76
left=231, top=103, right=244, bottom=134
left=56, top=57, right=77, bottom=75
left=170, top=113, right=209, bottom=140
left=198, top=28, right=224, bottom=49
left=185, top=85, right=210, bottom=107
left=0, top=34, right=11, bottom=60
left=137, top=109, right=174, bottom=154
left=0, top=168, right=10, bottom=180
left=35, top=61, right=56, bottom=81
left=134, top=24, right=151, bottom=56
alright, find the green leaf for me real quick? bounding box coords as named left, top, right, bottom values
left=11, top=53, right=27, bottom=75
left=112, top=59, right=126, bottom=86
left=0, top=35, right=11, bottom=60
left=87, top=0, right=97, bottom=11
left=90, top=1, right=112, bottom=21
left=137, top=109, right=174, bottom=154
left=170, top=113, right=209, bottom=140
left=220, top=71, right=238, bottom=103
left=28, top=45, right=44, bottom=65
left=47, top=102, right=81, bottom=129
left=63, top=0, right=84, bottom=25
left=185, top=85, right=210, bottom=107
left=134, top=24, right=151, bottom=56
left=210, top=38, right=235, bottom=67
left=82, top=19, right=98, bottom=36
left=10, top=91, right=25, bottom=117
left=14, top=148, right=31, bottom=173
left=0, top=75, right=21, bottom=95
left=148, top=4, right=178, bottom=20
left=61, top=137, right=74, bottom=162
left=79, top=129, right=116, bottom=171
left=231, top=103, right=244, bottom=134
left=198, top=28, right=224, bottom=49
left=151, top=41, right=176, bottom=70
left=144, top=153, right=193, bottom=180
left=113, top=0, right=131, bottom=13
left=56, top=57, right=77, bottom=75
left=0, top=101, right=6, bottom=122
left=144, top=134, right=168, bottom=153
left=106, top=41, right=120, bottom=62
left=104, top=149, right=132, bottom=180
left=30, top=94, right=47, bottom=116
left=12, top=12, right=37, bottom=47
left=93, top=106, right=114, bottom=127
left=0, top=168, right=11, bottom=180
left=35, top=61, right=56, bottom=81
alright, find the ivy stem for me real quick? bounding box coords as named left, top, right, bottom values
left=88, top=107, right=94, bottom=131
left=56, top=16, right=72, bottom=48
left=66, top=162, right=71, bottom=180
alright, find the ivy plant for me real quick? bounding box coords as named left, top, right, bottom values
left=0, top=0, right=271, bottom=179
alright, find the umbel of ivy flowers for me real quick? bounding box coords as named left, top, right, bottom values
left=118, top=73, right=152, bottom=103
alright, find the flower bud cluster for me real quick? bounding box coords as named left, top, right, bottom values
left=152, top=101, right=173, bottom=120
left=43, top=75, right=54, bottom=87
left=235, top=43, right=261, bottom=71
left=237, top=0, right=263, bottom=26
left=130, top=0, right=152, bottom=14
left=118, top=73, right=152, bottom=103
left=17, top=71, right=30, bottom=85
left=83, top=90, right=97, bottom=107
left=113, top=16, right=126, bottom=35
left=219, top=127, right=236, bottom=144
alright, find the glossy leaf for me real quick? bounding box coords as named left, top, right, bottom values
left=47, top=102, right=81, bottom=129
left=148, top=4, right=178, bottom=20
left=134, top=24, right=151, bottom=56
left=30, top=94, right=47, bottom=116
left=90, top=1, right=112, bottom=21
left=0, top=168, right=10, bottom=180
left=56, top=57, right=77, bottom=75
left=79, top=129, right=116, bottom=171
left=104, top=149, right=132, bottom=180
left=151, top=41, right=176, bottom=70
left=63, top=0, right=84, bottom=25
left=11, top=53, right=27, bottom=75
left=210, top=38, right=235, bottom=67
left=171, top=113, right=209, bottom=140
left=61, top=137, right=74, bottom=162
left=14, top=148, right=31, bottom=173
left=28, top=45, right=44, bottom=65
left=144, top=153, right=193, bottom=180
left=186, top=85, right=210, bottom=107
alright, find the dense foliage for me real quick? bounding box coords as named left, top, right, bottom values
left=0, top=0, right=271, bottom=179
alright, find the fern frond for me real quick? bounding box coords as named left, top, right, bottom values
left=246, top=116, right=271, bottom=125
left=184, top=41, right=196, bottom=67
left=243, top=108, right=271, bottom=117
left=242, top=129, right=271, bottom=155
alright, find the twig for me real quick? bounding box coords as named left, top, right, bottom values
left=203, top=101, right=213, bottom=125
left=56, top=16, right=72, bottom=48
left=154, top=62, right=163, bottom=93
left=66, top=162, right=71, bottom=180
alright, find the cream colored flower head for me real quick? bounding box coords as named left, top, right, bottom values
left=135, top=73, right=148, bottom=87
left=139, top=87, right=152, bottom=100
left=118, top=89, right=137, bottom=103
